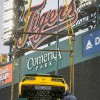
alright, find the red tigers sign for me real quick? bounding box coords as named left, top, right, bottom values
left=17, top=0, right=78, bottom=49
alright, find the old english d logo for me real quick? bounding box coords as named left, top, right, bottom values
left=17, top=0, right=78, bottom=49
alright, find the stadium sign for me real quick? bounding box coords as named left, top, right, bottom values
left=17, top=0, right=78, bottom=49
left=27, top=48, right=62, bottom=71
left=0, top=63, right=12, bottom=86
left=83, top=29, right=100, bottom=56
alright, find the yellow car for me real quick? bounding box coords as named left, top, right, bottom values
left=19, top=74, right=69, bottom=99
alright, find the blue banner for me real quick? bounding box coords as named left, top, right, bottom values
left=83, top=29, right=100, bottom=56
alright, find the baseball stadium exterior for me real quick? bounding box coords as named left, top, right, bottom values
left=0, top=0, right=100, bottom=100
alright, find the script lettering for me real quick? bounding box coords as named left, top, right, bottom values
left=17, top=0, right=78, bottom=49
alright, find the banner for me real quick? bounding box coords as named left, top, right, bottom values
left=83, top=29, right=100, bottom=56
left=0, top=63, right=12, bottom=86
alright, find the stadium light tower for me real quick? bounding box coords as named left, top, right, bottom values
left=3, top=0, right=28, bottom=61
left=3, top=0, right=27, bottom=45
left=3, top=0, right=15, bottom=45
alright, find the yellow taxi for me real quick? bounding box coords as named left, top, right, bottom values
left=19, top=74, right=69, bottom=99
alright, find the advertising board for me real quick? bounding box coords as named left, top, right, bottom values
left=83, top=29, right=100, bottom=56
left=16, top=39, right=71, bottom=75
left=0, top=63, right=12, bottom=86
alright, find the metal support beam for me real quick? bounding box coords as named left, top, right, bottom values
left=20, top=48, right=73, bottom=53
left=17, top=31, right=74, bottom=36
left=55, top=0, right=59, bottom=75
left=96, top=0, right=99, bottom=27
left=9, top=45, right=14, bottom=61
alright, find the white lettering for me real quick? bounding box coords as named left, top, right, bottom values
left=95, top=37, right=100, bottom=45
left=86, top=40, right=93, bottom=50
left=27, top=48, right=62, bottom=70
left=44, top=54, right=48, bottom=62
left=58, top=49, right=62, bottom=59
left=36, top=66, right=38, bottom=71
left=27, top=58, right=33, bottom=70
left=40, top=65, right=43, bottom=69
left=0, top=72, right=9, bottom=83
left=49, top=61, right=52, bottom=66
left=45, top=63, right=48, bottom=67
left=0, top=68, right=9, bottom=74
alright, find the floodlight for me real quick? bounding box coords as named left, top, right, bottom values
left=79, top=0, right=95, bottom=9
left=4, top=4, right=14, bottom=10
left=88, top=1, right=92, bottom=5
left=3, top=19, right=14, bottom=24
left=4, top=1, right=14, bottom=6
left=3, top=34, right=12, bottom=38
left=4, top=1, right=14, bottom=11
left=3, top=14, right=14, bottom=21
left=81, top=0, right=96, bottom=4
left=3, top=20, right=14, bottom=27
left=3, top=27, right=13, bottom=33
left=4, top=10, right=14, bottom=15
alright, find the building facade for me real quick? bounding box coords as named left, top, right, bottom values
left=0, top=0, right=100, bottom=100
